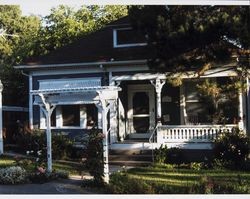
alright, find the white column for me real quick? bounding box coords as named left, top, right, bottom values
left=238, top=90, right=244, bottom=130
left=101, top=104, right=109, bottom=183
left=0, top=81, right=3, bottom=154
left=56, top=106, right=63, bottom=128
left=247, top=78, right=250, bottom=134
left=29, top=75, right=33, bottom=129
left=150, top=78, right=166, bottom=124
left=95, top=99, right=110, bottom=184
left=38, top=94, right=56, bottom=173
left=80, top=105, right=87, bottom=128
left=97, top=108, right=102, bottom=129
left=118, top=98, right=126, bottom=141
left=110, top=101, right=118, bottom=143
left=180, top=84, right=187, bottom=125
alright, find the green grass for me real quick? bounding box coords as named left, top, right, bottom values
left=108, top=164, right=250, bottom=194
left=0, top=155, right=81, bottom=175
left=0, top=156, right=16, bottom=168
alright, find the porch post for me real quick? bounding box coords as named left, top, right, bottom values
left=238, top=90, right=244, bottom=130
left=29, top=75, right=33, bottom=129
left=247, top=78, right=250, bottom=133
left=38, top=94, right=56, bottom=172
left=0, top=81, right=3, bottom=154
left=110, top=101, right=118, bottom=143
left=151, top=78, right=166, bottom=124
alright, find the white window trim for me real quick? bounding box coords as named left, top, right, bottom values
left=113, top=27, right=147, bottom=48
left=40, top=105, right=88, bottom=129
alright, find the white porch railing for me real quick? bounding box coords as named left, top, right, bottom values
left=157, top=125, right=237, bottom=144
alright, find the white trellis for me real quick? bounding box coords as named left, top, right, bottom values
left=31, top=84, right=120, bottom=183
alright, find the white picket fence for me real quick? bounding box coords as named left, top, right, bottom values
left=157, top=125, right=237, bottom=144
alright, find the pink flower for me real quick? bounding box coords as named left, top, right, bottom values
left=37, top=167, right=46, bottom=174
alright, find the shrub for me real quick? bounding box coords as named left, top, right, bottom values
left=0, top=166, right=27, bottom=184
left=28, top=167, right=69, bottom=184
left=154, top=145, right=168, bottom=164
left=154, top=146, right=183, bottom=165
left=166, top=147, right=183, bottom=164
left=213, top=128, right=250, bottom=169
left=190, top=175, right=250, bottom=194
left=52, top=134, right=73, bottom=160
left=190, top=162, right=204, bottom=171
left=108, top=173, right=155, bottom=194
left=83, top=129, right=104, bottom=185
left=16, top=130, right=74, bottom=160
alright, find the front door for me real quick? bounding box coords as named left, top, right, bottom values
left=128, top=84, right=155, bottom=134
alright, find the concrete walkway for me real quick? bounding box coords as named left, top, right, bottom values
left=0, top=177, right=101, bottom=194
left=1, top=152, right=133, bottom=194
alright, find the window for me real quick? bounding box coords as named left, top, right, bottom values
left=62, top=105, right=80, bottom=126
left=86, top=104, right=98, bottom=128
left=40, top=104, right=98, bottom=128
left=184, top=78, right=238, bottom=125
left=113, top=27, right=147, bottom=48
left=184, top=79, right=213, bottom=124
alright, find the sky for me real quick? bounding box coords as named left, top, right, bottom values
left=0, top=0, right=249, bottom=17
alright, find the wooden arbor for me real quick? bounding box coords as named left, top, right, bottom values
left=31, top=79, right=121, bottom=184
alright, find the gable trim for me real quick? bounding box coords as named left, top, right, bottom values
left=14, top=59, right=147, bottom=70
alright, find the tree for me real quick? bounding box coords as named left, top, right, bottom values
left=35, top=5, right=128, bottom=56
left=0, top=5, right=128, bottom=106
left=128, top=6, right=249, bottom=73
left=0, top=5, right=41, bottom=106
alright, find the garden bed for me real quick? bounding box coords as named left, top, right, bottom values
left=0, top=155, right=82, bottom=184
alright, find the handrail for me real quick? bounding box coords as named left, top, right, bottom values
left=149, top=123, right=159, bottom=164
left=149, top=123, right=159, bottom=144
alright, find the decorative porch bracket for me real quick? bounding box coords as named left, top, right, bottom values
left=38, top=93, right=56, bottom=173
left=96, top=90, right=116, bottom=184
left=150, top=78, right=166, bottom=124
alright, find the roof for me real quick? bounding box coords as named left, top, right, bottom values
left=23, top=16, right=150, bottom=66
left=17, top=16, right=241, bottom=71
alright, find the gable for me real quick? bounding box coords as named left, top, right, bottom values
left=24, top=17, right=150, bottom=66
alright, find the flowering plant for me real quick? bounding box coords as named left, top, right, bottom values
left=0, top=166, right=27, bottom=184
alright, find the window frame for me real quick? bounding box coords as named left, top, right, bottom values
left=113, top=27, right=147, bottom=48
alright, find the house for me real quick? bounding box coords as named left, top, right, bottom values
left=14, top=16, right=249, bottom=153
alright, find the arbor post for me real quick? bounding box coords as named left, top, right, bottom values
left=38, top=94, right=56, bottom=172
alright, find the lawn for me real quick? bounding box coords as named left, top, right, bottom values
left=0, top=155, right=81, bottom=175
left=108, top=164, right=250, bottom=194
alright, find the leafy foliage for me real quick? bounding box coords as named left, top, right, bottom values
left=128, top=6, right=250, bottom=73
left=108, top=173, right=155, bottom=194
left=15, top=130, right=73, bottom=161
left=213, top=128, right=250, bottom=169
left=0, top=5, right=127, bottom=106
left=0, top=5, right=41, bottom=106
left=83, top=129, right=104, bottom=185
left=0, top=166, right=27, bottom=184
left=154, top=145, right=183, bottom=164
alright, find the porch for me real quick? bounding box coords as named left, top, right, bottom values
left=109, top=69, right=247, bottom=150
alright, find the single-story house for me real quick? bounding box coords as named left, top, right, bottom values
left=14, top=16, right=249, bottom=153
